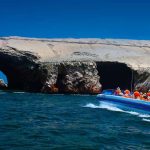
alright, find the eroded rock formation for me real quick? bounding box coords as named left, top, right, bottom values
left=56, top=62, right=101, bottom=94
left=32, top=61, right=101, bottom=94
left=134, top=68, right=150, bottom=92
left=0, top=36, right=150, bottom=93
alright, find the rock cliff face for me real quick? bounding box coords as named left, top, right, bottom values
left=134, top=68, right=150, bottom=92
left=0, top=36, right=150, bottom=93
left=57, top=62, right=101, bottom=94
left=40, top=61, right=101, bottom=94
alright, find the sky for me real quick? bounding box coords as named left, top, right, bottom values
left=0, top=0, right=150, bottom=40
left=0, top=0, right=150, bottom=82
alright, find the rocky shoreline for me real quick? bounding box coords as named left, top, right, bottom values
left=0, top=37, right=150, bottom=94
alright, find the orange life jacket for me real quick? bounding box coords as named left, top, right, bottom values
left=124, top=89, right=130, bottom=95
left=134, top=91, right=140, bottom=98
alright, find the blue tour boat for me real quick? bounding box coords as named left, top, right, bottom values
left=97, top=90, right=150, bottom=112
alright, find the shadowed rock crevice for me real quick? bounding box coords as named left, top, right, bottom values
left=96, top=62, right=135, bottom=91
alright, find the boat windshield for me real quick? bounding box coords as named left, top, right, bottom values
left=102, top=89, right=114, bottom=95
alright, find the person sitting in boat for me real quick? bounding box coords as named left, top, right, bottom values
left=146, top=90, right=150, bottom=101
left=123, top=89, right=131, bottom=98
left=114, top=87, right=123, bottom=96
left=133, top=90, right=141, bottom=99
left=141, top=93, right=148, bottom=101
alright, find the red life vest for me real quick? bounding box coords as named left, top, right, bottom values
left=134, top=91, right=140, bottom=98
left=147, top=92, right=150, bottom=97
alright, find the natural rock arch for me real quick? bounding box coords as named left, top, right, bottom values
left=0, top=63, right=26, bottom=90
left=0, top=48, right=45, bottom=91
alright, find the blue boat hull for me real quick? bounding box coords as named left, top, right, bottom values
left=97, top=94, right=150, bottom=112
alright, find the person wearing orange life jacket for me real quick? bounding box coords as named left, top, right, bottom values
left=123, top=89, right=131, bottom=98
left=133, top=90, right=141, bottom=99
left=141, top=93, right=148, bottom=101
left=115, top=87, right=123, bottom=96
left=146, top=90, right=150, bottom=101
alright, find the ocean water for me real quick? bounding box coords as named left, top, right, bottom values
left=0, top=92, right=150, bottom=150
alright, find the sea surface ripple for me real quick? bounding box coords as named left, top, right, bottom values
left=0, top=92, right=150, bottom=150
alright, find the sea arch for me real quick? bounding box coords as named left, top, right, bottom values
left=0, top=50, right=44, bottom=91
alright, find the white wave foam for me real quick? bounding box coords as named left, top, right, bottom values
left=142, top=118, right=150, bottom=122
left=13, top=91, right=26, bottom=93
left=84, top=103, right=100, bottom=108
left=98, top=102, right=124, bottom=112
left=139, top=114, right=150, bottom=118
left=84, top=102, right=124, bottom=112
left=127, top=111, right=139, bottom=115
left=83, top=102, right=150, bottom=122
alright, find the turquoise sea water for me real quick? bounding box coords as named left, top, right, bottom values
left=0, top=92, right=150, bottom=150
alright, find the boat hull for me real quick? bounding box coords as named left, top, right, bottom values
left=97, top=94, right=150, bottom=112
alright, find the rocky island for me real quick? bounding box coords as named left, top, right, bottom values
left=0, top=36, right=150, bottom=94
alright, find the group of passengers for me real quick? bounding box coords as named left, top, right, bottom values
left=115, top=87, right=150, bottom=101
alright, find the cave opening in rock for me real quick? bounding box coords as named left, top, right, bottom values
left=0, top=70, right=8, bottom=89
left=96, top=62, right=134, bottom=91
